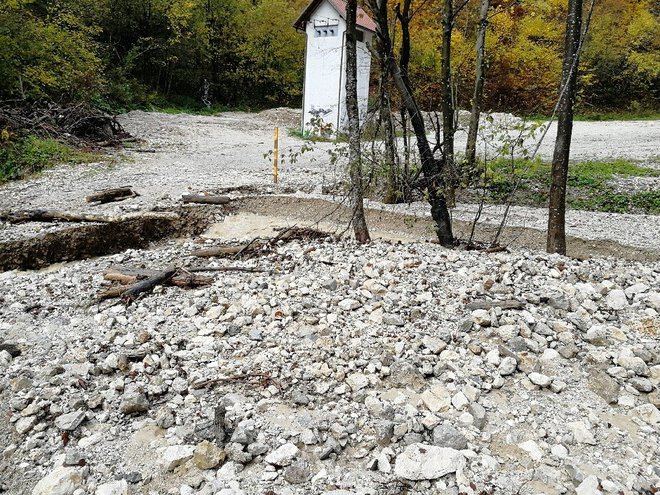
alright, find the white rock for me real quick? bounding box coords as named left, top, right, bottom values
left=377, top=453, right=392, bottom=473
left=551, top=444, right=568, bottom=458
left=606, top=290, right=628, bottom=310
left=635, top=404, right=660, bottom=425
left=338, top=299, right=361, bottom=311
left=55, top=411, right=86, bottom=431
left=528, top=372, right=552, bottom=388
left=0, top=350, right=12, bottom=367
left=393, top=443, right=466, bottom=480
left=645, top=292, right=660, bottom=310
left=497, top=325, right=519, bottom=340
left=346, top=373, right=369, bottom=392
left=568, top=421, right=596, bottom=445
left=451, top=391, right=469, bottom=410
left=485, top=349, right=500, bottom=366
left=422, top=336, right=446, bottom=354
left=616, top=350, right=648, bottom=376
left=160, top=445, right=195, bottom=471
left=15, top=416, right=37, bottom=434
left=498, top=357, right=517, bottom=376
left=518, top=440, right=543, bottom=461
left=550, top=380, right=567, bottom=393
left=540, top=348, right=560, bottom=361
left=383, top=314, right=405, bottom=326
left=95, top=480, right=128, bottom=495
left=471, top=310, right=491, bottom=327
left=171, top=377, right=189, bottom=394
left=31, top=466, right=84, bottom=495
left=576, top=475, right=603, bottom=495
left=624, top=283, right=648, bottom=297
left=421, top=386, right=451, bottom=413
left=264, top=443, right=299, bottom=466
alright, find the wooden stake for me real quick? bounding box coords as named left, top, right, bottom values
left=273, top=127, right=279, bottom=184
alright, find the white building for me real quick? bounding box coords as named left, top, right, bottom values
left=294, top=0, right=375, bottom=135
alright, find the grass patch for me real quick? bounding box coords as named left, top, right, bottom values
left=147, top=103, right=252, bottom=116
left=0, top=136, right=99, bottom=183
left=522, top=109, right=660, bottom=122
left=478, top=157, right=660, bottom=214
left=574, top=110, right=660, bottom=122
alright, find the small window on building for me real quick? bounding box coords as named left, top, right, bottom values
left=314, top=25, right=338, bottom=37
left=356, top=30, right=364, bottom=42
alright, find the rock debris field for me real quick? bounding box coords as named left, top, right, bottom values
left=0, top=110, right=659, bottom=495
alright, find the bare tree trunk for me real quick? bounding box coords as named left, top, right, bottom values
left=378, top=44, right=399, bottom=203
left=369, top=0, right=453, bottom=247
left=345, top=0, right=371, bottom=243
left=465, top=0, right=490, bottom=169
left=547, top=0, right=583, bottom=255
left=441, top=0, right=456, bottom=206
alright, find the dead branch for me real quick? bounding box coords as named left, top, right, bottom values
left=188, top=266, right=268, bottom=273
left=181, top=195, right=231, bottom=205
left=1, top=209, right=114, bottom=224
left=0, top=100, right=129, bottom=146
left=191, top=372, right=282, bottom=392
left=100, top=268, right=213, bottom=299
left=86, top=187, right=139, bottom=204
left=191, top=244, right=257, bottom=257
left=120, top=268, right=178, bottom=303
left=190, top=226, right=330, bottom=259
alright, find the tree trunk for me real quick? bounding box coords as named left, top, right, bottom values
left=547, top=0, right=583, bottom=255
left=345, top=0, right=371, bottom=243
left=441, top=0, right=456, bottom=206
left=465, top=0, right=490, bottom=169
left=369, top=0, right=453, bottom=247
left=379, top=49, right=399, bottom=203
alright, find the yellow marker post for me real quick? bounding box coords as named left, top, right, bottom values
left=273, top=127, right=279, bottom=184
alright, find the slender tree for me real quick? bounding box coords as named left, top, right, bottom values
left=547, top=0, right=584, bottom=254
left=345, top=0, right=371, bottom=243
left=465, top=0, right=490, bottom=169
left=368, top=0, right=453, bottom=246
left=441, top=0, right=455, bottom=186
left=376, top=37, right=400, bottom=203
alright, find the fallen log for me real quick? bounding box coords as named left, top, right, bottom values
left=102, top=268, right=212, bottom=293
left=86, top=187, right=138, bottom=204
left=182, top=195, right=231, bottom=205
left=104, top=272, right=138, bottom=285
left=121, top=268, right=177, bottom=302
left=0, top=209, right=114, bottom=224
left=188, top=266, right=267, bottom=273
left=191, top=244, right=254, bottom=257
left=465, top=300, right=525, bottom=311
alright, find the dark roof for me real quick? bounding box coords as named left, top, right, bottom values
left=293, top=0, right=377, bottom=33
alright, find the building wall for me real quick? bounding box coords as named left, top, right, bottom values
left=302, top=1, right=372, bottom=134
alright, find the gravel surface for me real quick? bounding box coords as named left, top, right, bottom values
left=1, top=237, right=659, bottom=495
left=0, top=109, right=659, bottom=495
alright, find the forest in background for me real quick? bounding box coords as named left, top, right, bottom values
left=0, top=0, right=658, bottom=115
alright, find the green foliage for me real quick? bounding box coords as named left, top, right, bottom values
left=0, top=1, right=102, bottom=101
left=0, top=136, right=98, bottom=183
left=0, top=0, right=304, bottom=107
left=481, top=157, right=660, bottom=214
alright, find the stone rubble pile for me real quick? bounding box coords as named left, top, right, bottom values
left=0, top=237, right=658, bottom=495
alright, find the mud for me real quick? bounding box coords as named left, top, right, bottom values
left=234, top=196, right=660, bottom=262
left=0, top=206, right=223, bottom=271
left=1, top=193, right=657, bottom=273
